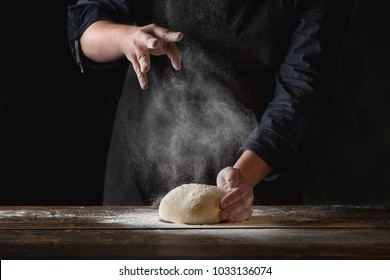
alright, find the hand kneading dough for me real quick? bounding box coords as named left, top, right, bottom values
left=159, top=183, right=228, bottom=224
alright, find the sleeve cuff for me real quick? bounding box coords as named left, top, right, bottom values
left=240, top=127, right=297, bottom=180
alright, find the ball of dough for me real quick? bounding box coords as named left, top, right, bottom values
left=159, top=183, right=228, bottom=224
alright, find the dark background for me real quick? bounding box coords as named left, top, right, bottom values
left=302, top=0, right=390, bottom=204
left=1, top=0, right=390, bottom=205
left=1, top=0, right=126, bottom=205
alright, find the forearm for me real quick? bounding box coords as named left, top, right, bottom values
left=80, top=20, right=135, bottom=63
left=233, top=150, right=273, bottom=188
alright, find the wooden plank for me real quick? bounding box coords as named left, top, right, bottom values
left=0, top=228, right=389, bottom=259
left=1, top=206, right=390, bottom=259
left=1, top=205, right=389, bottom=229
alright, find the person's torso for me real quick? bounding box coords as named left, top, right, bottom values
left=147, top=0, right=297, bottom=116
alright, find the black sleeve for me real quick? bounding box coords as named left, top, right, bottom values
left=241, top=0, right=353, bottom=178
left=67, top=0, right=152, bottom=71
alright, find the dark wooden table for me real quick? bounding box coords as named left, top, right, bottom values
left=1, top=205, right=389, bottom=259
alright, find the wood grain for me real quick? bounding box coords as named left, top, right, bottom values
left=1, top=206, right=389, bottom=259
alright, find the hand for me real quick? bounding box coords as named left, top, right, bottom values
left=217, top=167, right=254, bottom=223
left=216, top=150, right=273, bottom=223
left=80, top=21, right=183, bottom=89
left=121, top=23, right=183, bottom=89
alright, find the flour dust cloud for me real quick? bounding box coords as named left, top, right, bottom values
left=127, top=47, right=257, bottom=203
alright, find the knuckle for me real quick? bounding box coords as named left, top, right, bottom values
left=149, top=23, right=157, bottom=29
left=162, top=28, right=171, bottom=39
left=137, top=51, right=147, bottom=60
left=135, top=70, right=143, bottom=79
left=133, top=29, right=144, bottom=39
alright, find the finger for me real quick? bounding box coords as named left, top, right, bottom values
left=137, top=48, right=150, bottom=73
left=126, top=38, right=150, bottom=88
left=131, top=32, right=157, bottom=72
left=216, top=169, right=227, bottom=189
left=228, top=206, right=253, bottom=223
left=129, top=55, right=148, bottom=90
left=226, top=168, right=240, bottom=189
left=146, top=24, right=183, bottom=43
left=220, top=186, right=247, bottom=209
left=135, top=67, right=148, bottom=90
left=133, top=28, right=157, bottom=48
left=221, top=194, right=253, bottom=223
left=223, top=191, right=253, bottom=216
left=146, top=37, right=160, bottom=49
left=164, top=42, right=182, bottom=70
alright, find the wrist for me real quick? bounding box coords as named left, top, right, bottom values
left=233, top=150, right=273, bottom=188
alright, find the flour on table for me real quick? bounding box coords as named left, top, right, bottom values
left=158, top=183, right=228, bottom=224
